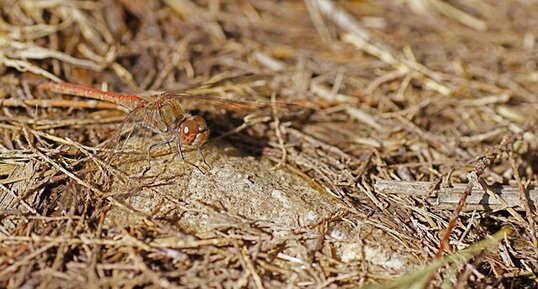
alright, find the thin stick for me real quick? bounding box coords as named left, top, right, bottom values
left=436, top=138, right=510, bottom=257
left=271, top=92, right=287, bottom=169
left=374, top=180, right=538, bottom=211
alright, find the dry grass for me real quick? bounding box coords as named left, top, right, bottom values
left=1, top=0, right=538, bottom=288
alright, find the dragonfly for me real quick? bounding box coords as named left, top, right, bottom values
left=36, top=76, right=306, bottom=172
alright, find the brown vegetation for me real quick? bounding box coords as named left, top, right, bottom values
left=1, top=1, right=537, bottom=288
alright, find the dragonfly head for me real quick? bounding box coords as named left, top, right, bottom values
left=178, top=115, right=210, bottom=148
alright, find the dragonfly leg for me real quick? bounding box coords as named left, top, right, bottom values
left=147, top=138, right=173, bottom=168
left=147, top=143, right=155, bottom=166
left=177, top=142, right=204, bottom=174
left=198, top=148, right=212, bottom=170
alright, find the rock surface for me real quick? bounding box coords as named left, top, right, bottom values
left=105, top=140, right=414, bottom=272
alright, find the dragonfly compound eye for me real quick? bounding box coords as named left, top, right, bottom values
left=179, top=115, right=210, bottom=148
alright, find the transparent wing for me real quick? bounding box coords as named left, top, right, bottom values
left=98, top=107, right=146, bottom=154
left=98, top=107, right=170, bottom=163
left=159, top=87, right=313, bottom=119
left=154, top=73, right=308, bottom=112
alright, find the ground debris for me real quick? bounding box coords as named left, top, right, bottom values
left=1, top=0, right=538, bottom=288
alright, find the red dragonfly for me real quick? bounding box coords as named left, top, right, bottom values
left=37, top=76, right=304, bottom=172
